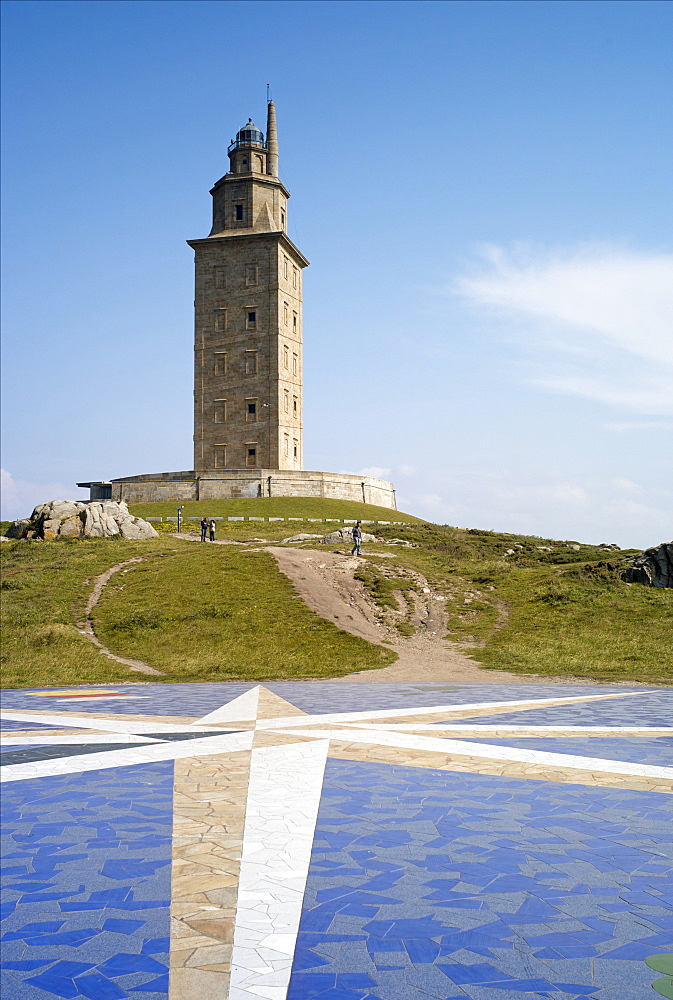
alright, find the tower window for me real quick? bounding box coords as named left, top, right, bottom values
left=245, top=264, right=258, bottom=286
left=246, top=401, right=257, bottom=421
left=293, top=267, right=298, bottom=289
left=214, top=445, right=227, bottom=469
left=246, top=310, right=257, bottom=329
left=215, top=267, right=225, bottom=289
left=281, top=210, right=286, bottom=230
left=235, top=204, right=244, bottom=221
left=292, top=353, right=298, bottom=376
left=284, top=434, right=289, bottom=456
left=293, top=441, right=298, bottom=459
left=245, top=350, right=258, bottom=374
left=293, top=397, right=297, bottom=416
left=214, top=352, right=227, bottom=374
left=283, top=256, right=288, bottom=280
left=283, top=346, right=289, bottom=369
left=246, top=447, right=257, bottom=467
left=284, top=390, right=289, bottom=412
left=214, top=399, right=227, bottom=423
left=214, top=308, right=227, bottom=331
left=293, top=312, right=297, bottom=333
left=283, top=302, right=289, bottom=325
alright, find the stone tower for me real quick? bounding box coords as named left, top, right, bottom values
left=189, top=102, right=309, bottom=473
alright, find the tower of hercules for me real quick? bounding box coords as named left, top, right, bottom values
left=78, top=101, right=396, bottom=508
left=190, top=103, right=308, bottom=474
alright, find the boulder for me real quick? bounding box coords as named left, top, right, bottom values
left=7, top=500, right=158, bottom=541
left=322, top=528, right=378, bottom=545
left=281, top=533, right=324, bottom=543
left=622, top=542, right=673, bottom=589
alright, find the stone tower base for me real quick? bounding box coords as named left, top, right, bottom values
left=78, top=469, right=397, bottom=509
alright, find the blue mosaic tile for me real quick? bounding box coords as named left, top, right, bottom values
left=446, top=736, right=673, bottom=767
left=0, top=763, right=172, bottom=999
left=288, top=758, right=673, bottom=1000
left=455, top=690, right=672, bottom=727
left=1, top=680, right=657, bottom=719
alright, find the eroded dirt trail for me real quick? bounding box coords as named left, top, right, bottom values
left=77, top=558, right=165, bottom=676
left=265, top=547, right=517, bottom=682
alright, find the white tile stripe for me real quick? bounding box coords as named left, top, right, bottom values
left=196, top=685, right=260, bottom=724
left=255, top=691, right=651, bottom=730
left=1, top=734, right=162, bottom=746
left=229, top=740, right=330, bottom=1000
left=0, top=711, right=235, bottom=735
left=278, top=728, right=673, bottom=780
left=0, top=731, right=254, bottom=783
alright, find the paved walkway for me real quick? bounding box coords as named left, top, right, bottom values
left=1, top=682, right=672, bottom=999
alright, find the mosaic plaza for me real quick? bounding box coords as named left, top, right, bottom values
left=1, top=681, right=672, bottom=999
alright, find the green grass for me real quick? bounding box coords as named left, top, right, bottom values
left=93, top=544, right=395, bottom=680
left=128, top=497, right=423, bottom=523
left=0, top=535, right=395, bottom=688
left=2, top=509, right=670, bottom=688
left=1, top=536, right=173, bottom=688
left=472, top=565, right=672, bottom=682
left=353, top=564, right=417, bottom=611
left=369, top=523, right=672, bottom=683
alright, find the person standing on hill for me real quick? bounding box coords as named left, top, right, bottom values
left=209, top=518, right=216, bottom=542
left=200, top=516, right=208, bottom=542
left=351, top=521, right=363, bottom=556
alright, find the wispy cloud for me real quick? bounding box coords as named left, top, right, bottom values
left=454, top=244, right=673, bottom=415
left=0, top=468, right=86, bottom=521
left=397, top=466, right=672, bottom=549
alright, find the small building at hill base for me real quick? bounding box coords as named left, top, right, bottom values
left=78, top=101, right=396, bottom=510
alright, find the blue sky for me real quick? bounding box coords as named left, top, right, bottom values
left=2, top=0, right=671, bottom=547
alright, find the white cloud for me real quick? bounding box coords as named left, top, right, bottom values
left=396, top=464, right=417, bottom=476
left=396, top=465, right=671, bottom=549
left=0, top=468, right=87, bottom=522
left=454, top=245, right=673, bottom=415
left=356, top=466, right=392, bottom=480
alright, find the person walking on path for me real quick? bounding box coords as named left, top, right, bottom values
left=209, top=518, right=216, bottom=542
left=351, top=520, right=363, bottom=556
left=200, top=516, right=208, bottom=542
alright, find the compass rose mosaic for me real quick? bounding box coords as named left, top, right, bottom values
left=2, top=681, right=672, bottom=1000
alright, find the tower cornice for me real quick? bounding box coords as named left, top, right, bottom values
left=187, top=230, right=309, bottom=268
left=210, top=173, right=291, bottom=200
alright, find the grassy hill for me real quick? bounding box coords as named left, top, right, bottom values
left=1, top=501, right=671, bottom=688
left=128, top=496, right=423, bottom=523
left=369, top=522, right=672, bottom=684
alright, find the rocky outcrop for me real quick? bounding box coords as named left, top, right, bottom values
left=7, top=500, right=159, bottom=541
left=322, top=528, right=378, bottom=545
left=622, top=542, right=673, bottom=588
left=281, top=533, right=325, bottom=543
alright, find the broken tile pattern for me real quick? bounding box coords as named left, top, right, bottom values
left=169, top=750, right=251, bottom=1000
left=1, top=681, right=657, bottom=720
left=229, top=740, right=330, bottom=1000
left=447, top=736, right=673, bottom=768
left=458, top=692, right=672, bottom=728
left=325, top=740, right=673, bottom=795
left=1, top=731, right=254, bottom=785
left=273, top=727, right=673, bottom=783
left=0, top=719, right=76, bottom=732
left=288, top=758, right=673, bottom=1000
left=2, top=683, right=673, bottom=1000
left=0, top=762, right=172, bottom=999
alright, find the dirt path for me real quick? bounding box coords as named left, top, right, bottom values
left=77, top=558, right=165, bottom=676
left=265, top=547, right=518, bottom=683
